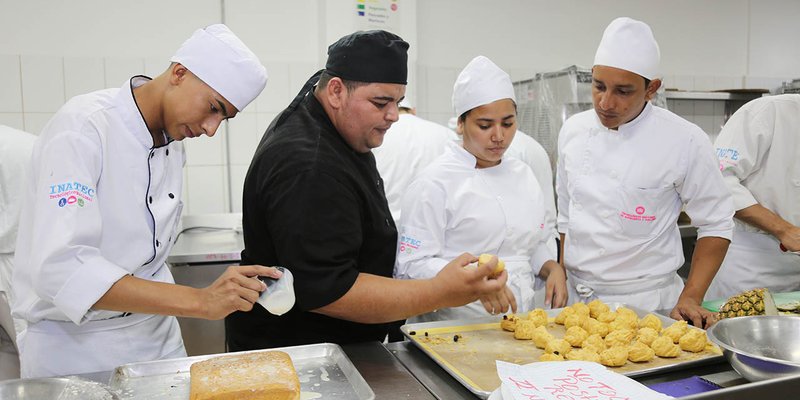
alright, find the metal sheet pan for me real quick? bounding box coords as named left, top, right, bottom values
left=108, top=343, right=374, bottom=399
left=401, top=303, right=724, bottom=399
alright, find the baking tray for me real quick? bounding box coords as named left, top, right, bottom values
left=108, top=342, right=374, bottom=399
left=401, top=303, right=723, bottom=399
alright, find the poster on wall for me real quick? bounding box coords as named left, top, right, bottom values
left=355, top=0, right=400, bottom=32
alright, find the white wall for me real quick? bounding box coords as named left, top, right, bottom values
left=413, top=0, right=800, bottom=126
left=1, top=0, right=798, bottom=214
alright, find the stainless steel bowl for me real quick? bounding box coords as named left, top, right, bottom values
left=0, top=377, right=118, bottom=399
left=707, top=316, right=800, bottom=382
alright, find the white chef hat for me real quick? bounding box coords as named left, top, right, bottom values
left=593, top=17, right=661, bottom=80
left=452, top=56, right=515, bottom=118
left=171, top=24, right=268, bottom=111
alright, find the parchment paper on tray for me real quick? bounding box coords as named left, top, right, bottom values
left=401, top=303, right=723, bottom=399
left=108, top=343, right=374, bottom=399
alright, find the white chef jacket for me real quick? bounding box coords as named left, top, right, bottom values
left=556, top=102, right=734, bottom=310
left=505, top=131, right=558, bottom=307
left=0, top=125, right=36, bottom=294
left=705, top=94, right=800, bottom=300
left=396, top=141, right=558, bottom=322
left=12, top=76, right=187, bottom=377
left=0, top=125, right=36, bottom=345
left=373, top=113, right=455, bottom=225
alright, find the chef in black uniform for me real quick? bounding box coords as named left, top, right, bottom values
left=227, top=30, right=515, bottom=350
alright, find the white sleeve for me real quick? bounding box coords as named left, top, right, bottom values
left=530, top=145, right=558, bottom=242
left=394, top=178, right=450, bottom=280
left=679, top=130, right=735, bottom=240
left=24, top=131, right=130, bottom=324
left=713, top=103, right=773, bottom=211
left=555, top=127, right=571, bottom=234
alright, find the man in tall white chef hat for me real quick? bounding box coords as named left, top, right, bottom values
left=555, top=17, right=734, bottom=328
left=372, top=95, right=456, bottom=226
left=396, top=55, right=567, bottom=322
left=705, top=94, right=800, bottom=300
left=12, top=24, right=281, bottom=378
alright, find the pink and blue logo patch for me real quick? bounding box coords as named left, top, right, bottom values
left=399, top=235, right=421, bottom=254
left=49, top=181, right=95, bottom=208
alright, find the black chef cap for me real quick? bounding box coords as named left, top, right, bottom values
left=325, top=30, right=409, bottom=85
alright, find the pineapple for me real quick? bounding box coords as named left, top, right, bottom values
left=718, top=288, right=778, bottom=319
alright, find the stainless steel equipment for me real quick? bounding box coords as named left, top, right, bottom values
left=108, top=343, right=374, bottom=399
left=707, top=316, right=800, bottom=382
left=168, top=213, right=244, bottom=356
left=401, top=303, right=721, bottom=398
left=0, top=377, right=117, bottom=399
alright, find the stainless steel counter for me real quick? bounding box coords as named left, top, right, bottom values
left=386, top=340, right=800, bottom=399
left=77, top=342, right=435, bottom=399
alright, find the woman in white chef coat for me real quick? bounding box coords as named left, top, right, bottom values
left=395, top=56, right=567, bottom=322
left=12, top=25, right=280, bottom=378
left=705, top=94, right=800, bottom=300
left=556, top=18, right=734, bottom=328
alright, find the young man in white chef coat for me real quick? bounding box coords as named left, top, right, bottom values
left=556, top=17, right=734, bottom=328
left=12, top=24, right=281, bottom=378
left=705, top=94, right=800, bottom=299
left=396, top=56, right=567, bottom=322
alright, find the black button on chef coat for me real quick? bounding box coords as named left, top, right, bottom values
left=226, top=72, right=399, bottom=350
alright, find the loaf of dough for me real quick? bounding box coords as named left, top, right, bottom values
left=189, top=351, right=300, bottom=400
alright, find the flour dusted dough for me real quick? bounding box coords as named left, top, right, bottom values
left=189, top=351, right=300, bottom=400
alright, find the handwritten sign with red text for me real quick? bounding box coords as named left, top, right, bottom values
left=493, top=361, right=672, bottom=400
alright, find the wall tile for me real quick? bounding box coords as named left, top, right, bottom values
left=21, top=55, right=65, bottom=113
left=288, top=62, right=320, bottom=99
left=424, top=67, right=459, bottom=114
left=673, top=76, right=695, bottom=91
left=0, top=113, right=24, bottom=131
left=229, top=165, right=249, bottom=213
left=183, top=129, right=226, bottom=166
left=0, top=55, right=22, bottom=113
left=694, top=76, right=715, bottom=91
left=23, top=112, right=55, bottom=135
left=186, top=165, right=227, bottom=214
left=255, top=112, right=278, bottom=140
left=64, top=57, right=105, bottom=99
left=104, top=57, right=145, bottom=88
left=256, top=62, right=290, bottom=113
left=144, top=57, right=169, bottom=78
left=227, top=112, right=259, bottom=166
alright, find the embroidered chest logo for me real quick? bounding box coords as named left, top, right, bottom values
left=399, top=235, right=421, bottom=254
left=50, top=181, right=95, bottom=208
left=620, top=205, right=655, bottom=222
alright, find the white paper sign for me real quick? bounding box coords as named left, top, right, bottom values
left=495, top=361, right=673, bottom=400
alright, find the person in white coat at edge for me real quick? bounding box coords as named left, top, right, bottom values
left=705, top=94, right=800, bottom=300
left=556, top=17, right=734, bottom=328
left=0, top=125, right=36, bottom=377
left=505, top=131, right=558, bottom=308
left=12, top=24, right=281, bottom=378
left=395, top=56, right=568, bottom=322
left=372, top=97, right=456, bottom=226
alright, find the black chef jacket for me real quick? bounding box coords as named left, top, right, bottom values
left=226, top=72, right=399, bottom=350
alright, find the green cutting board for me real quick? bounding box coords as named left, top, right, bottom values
left=703, top=290, right=800, bottom=312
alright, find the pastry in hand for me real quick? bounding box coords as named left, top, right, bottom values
left=477, top=253, right=505, bottom=277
